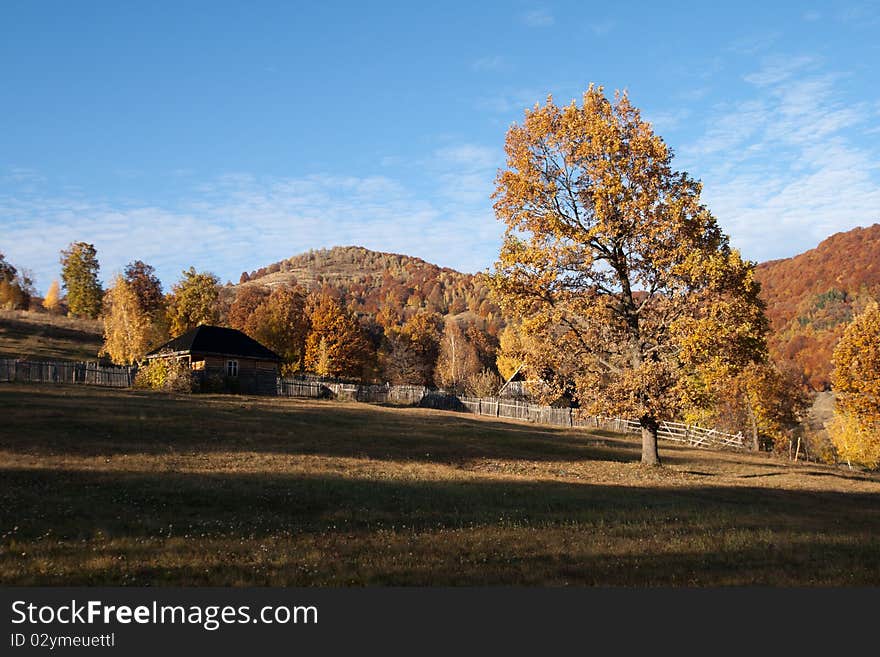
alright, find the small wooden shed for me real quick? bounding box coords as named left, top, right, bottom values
left=145, top=325, right=281, bottom=395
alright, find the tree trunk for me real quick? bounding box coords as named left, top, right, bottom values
left=640, top=416, right=661, bottom=466
left=746, top=395, right=760, bottom=451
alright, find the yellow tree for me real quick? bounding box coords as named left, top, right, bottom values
left=496, top=323, right=529, bottom=381
left=100, top=274, right=153, bottom=365
left=491, top=85, right=767, bottom=465
left=0, top=253, right=35, bottom=310
left=165, top=267, right=220, bottom=336
left=43, top=280, right=61, bottom=313
left=686, top=361, right=809, bottom=452
left=304, top=293, right=371, bottom=379
left=829, top=301, right=880, bottom=468
left=435, top=317, right=481, bottom=391
left=248, top=286, right=310, bottom=374
left=381, top=310, right=442, bottom=385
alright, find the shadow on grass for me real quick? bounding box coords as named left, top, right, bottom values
left=3, top=465, right=879, bottom=539
left=2, top=465, right=879, bottom=585
left=0, top=385, right=643, bottom=465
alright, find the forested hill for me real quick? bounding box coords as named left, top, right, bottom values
left=229, top=225, right=880, bottom=390
left=232, top=246, right=504, bottom=332
left=755, top=223, right=880, bottom=390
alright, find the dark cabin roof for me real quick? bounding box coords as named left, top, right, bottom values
left=146, top=325, right=281, bottom=362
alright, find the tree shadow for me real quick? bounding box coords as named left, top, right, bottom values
left=0, top=386, right=645, bottom=465
left=2, top=465, right=879, bottom=585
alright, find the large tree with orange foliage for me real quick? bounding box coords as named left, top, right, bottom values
left=490, top=85, right=767, bottom=465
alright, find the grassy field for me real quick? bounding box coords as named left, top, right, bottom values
left=0, top=310, right=103, bottom=361
left=2, top=383, right=879, bottom=586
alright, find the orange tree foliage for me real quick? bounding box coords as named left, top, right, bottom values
left=123, top=260, right=164, bottom=316
left=685, top=361, right=809, bottom=452
left=229, top=285, right=309, bottom=374
left=490, top=85, right=768, bottom=465
left=227, top=286, right=271, bottom=333
left=0, top=252, right=36, bottom=310
left=829, top=302, right=880, bottom=468
left=379, top=310, right=442, bottom=385
left=304, top=293, right=372, bottom=379
left=237, top=246, right=505, bottom=336
left=755, top=224, right=880, bottom=390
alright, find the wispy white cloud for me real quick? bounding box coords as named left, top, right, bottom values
left=520, top=8, right=554, bottom=28
left=432, top=144, right=502, bottom=207
left=0, top=145, right=506, bottom=293
left=644, top=107, right=692, bottom=133
left=679, top=57, right=880, bottom=263
left=742, top=54, right=816, bottom=86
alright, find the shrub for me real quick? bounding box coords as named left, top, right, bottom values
left=133, top=358, right=193, bottom=393
left=465, top=368, right=502, bottom=397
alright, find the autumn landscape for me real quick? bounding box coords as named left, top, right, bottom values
left=2, top=3, right=880, bottom=589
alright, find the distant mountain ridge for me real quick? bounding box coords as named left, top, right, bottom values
left=754, top=223, right=880, bottom=390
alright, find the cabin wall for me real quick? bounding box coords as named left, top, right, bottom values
left=189, top=354, right=279, bottom=395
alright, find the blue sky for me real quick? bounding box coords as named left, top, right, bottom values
left=2, top=1, right=879, bottom=293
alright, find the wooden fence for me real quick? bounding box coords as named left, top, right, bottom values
left=0, top=358, right=135, bottom=388
left=0, top=363, right=743, bottom=450
left=277, top=379, right=329, bottom=398
left=277, top=378, right=428, bottom=405
left=453, top=396, right=745, bottom=450
left=276, top=383, right=746, bottom=451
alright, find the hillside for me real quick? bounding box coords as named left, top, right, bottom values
left=232, top=245, right=504, bottom=332
left=755, top=223, right=880, bottom=390
left=0, top=310, right=103, bottom=361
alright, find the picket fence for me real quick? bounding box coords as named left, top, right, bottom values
left=0, top=358, right=134, bottom=388
left=456, top=396, right=745, bottom=450
left=0, top=363, right=743, bottom=450
left=277, top=379, right=430, bottom=405
left=276, top=379, right=746, bottom=451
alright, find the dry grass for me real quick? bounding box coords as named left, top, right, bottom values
left=0, top=310, right=103, bottom=361
left=2, top=383, right=879, bottom=586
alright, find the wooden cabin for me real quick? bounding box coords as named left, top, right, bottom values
left=145, top=325, right=281, bottom=395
